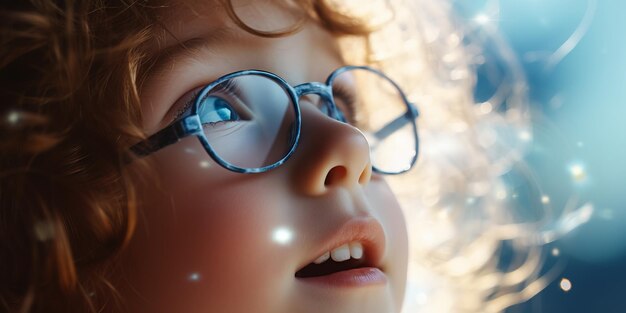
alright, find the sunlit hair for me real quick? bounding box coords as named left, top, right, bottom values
left=309, top=0, right=579, bottom=312
left=1, top=0, right=559, bottom=312
left=348, top=1, right=558, bottom=312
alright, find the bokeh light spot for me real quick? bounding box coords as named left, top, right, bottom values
left=34, top=220, right=55, bottom=241
left=7, top=111, right=19, bottom=124
left=569, top=163, right=587, bottom=182
left=560, top=278, right=572, bottom=292
left=188, top=272, right=201, bottom=282
left=519, top=130, right=532, bottom=141
left=496, top=189, right=508, bottom=200
left=474, top=13, right=490, bottom=25
left=272, top=227, right=294, bottom=245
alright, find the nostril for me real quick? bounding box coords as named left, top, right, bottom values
left=358, top=166, right=372, bottom=185
left=324, top=166, right=347, bottom=186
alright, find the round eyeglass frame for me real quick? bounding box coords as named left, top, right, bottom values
left=130, top=65, right=420, bottom=175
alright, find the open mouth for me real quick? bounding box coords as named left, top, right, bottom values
left=296, top=257, right=371, bottom=278
left=294, top=218, right=388, bottom=286
left=295, top=242, right=376, bottom=278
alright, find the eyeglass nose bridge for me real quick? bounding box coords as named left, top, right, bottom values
left=294, top=82, right=344, bottom=121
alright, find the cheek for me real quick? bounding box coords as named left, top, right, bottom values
left=364, top=178, right=409, bottom=306
left=122, top=138, right=409, bottom=312
left=120, top=140, right=296, bottom=313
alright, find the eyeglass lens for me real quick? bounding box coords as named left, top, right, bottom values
left=197, top=68, right=416, bottom=173
left=197, top=74, right=297, bottom=169
left=331, top=68, right=417, bottom=173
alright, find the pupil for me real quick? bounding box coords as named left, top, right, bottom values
left=214, top=99, right=234, bottom=120
left=199, top=97, right=239, bottom=123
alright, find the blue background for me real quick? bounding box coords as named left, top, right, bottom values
left=452, top=0, right=626, bottom=312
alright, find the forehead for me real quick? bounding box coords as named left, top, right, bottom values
left=142, top=0, right=327, bottom=83
left=149, top=0, right=305, bottom=49
left=142, top=0, right=342, bottom=85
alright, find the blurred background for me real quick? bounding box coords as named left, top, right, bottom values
left=451, top=0, right=626, bottom=311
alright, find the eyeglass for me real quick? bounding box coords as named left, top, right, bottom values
left=131, top=65, right=420, bottom=175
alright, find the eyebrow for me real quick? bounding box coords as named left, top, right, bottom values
left=142, top=26, right=238, bottom=80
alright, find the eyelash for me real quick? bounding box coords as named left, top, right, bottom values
left=171, top=89, right=199, bottom=122
left=172, top=80, right=240, bottom=122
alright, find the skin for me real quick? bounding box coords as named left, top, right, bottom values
left=117, top=1, right=408, bottom=312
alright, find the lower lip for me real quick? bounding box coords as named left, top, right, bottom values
left=297, top=267, right=387, bottom=287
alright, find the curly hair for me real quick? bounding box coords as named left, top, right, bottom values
left=2, top=0, right=541, bottom=312
left=0, top=1, right=384, bottom=312
left=0, top=1, right=159, bottom=311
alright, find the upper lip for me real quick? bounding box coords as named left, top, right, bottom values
left=296, top=216, right=386, bottom=273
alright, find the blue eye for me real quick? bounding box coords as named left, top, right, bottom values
left=198, top=97, right=240, bottom=124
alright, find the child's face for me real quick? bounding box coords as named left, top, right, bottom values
left=120, top=2, right=408, bottom=313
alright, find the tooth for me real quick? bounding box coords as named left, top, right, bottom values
left=330, top=244, right=351, bottom=262
left=313, top=251, right=330, bottom=264
left=350, top=242, right=363, bottom=259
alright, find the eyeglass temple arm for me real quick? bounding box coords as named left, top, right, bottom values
left=372, top=103, right=419, bottom=141
left=130, top=116, right=203, bottom=157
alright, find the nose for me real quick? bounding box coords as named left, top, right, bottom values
left=288, top=102, right=372, bottom=195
